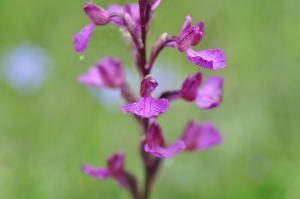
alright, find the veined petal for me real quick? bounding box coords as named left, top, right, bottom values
left=73, top=23, right=96, bottom=53
left=177, top=28, right=197, bottom=52
left=81, top=164, right=111, bottom=179
left=122, top=96, right=169, bottom=118
left=78, top=67, right=106, bottom=87
left=186, top=48, right=226, bottom=70
left=195, top=76, right=224, bottom=109
left=144, top=141, right=186, bottom=158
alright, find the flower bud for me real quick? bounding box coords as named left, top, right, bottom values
left=84, top=2, right=110, bottom=25
left=140, top=75, right=158, bottom=97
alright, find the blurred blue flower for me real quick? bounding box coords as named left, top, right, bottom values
left=1, top=43, right=54, bottom=94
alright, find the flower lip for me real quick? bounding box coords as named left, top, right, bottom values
left=84, top=2, right=110, bottom=25
left=121, top=76, right=170, bottom=118
left=121, top=95, right=169, bottom=118
left=186, top=48, right=226, bottom=70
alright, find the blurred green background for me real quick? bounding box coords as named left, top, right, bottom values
left=1, top=0, right=299, bottom=198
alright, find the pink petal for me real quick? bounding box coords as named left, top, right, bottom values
left=181, top=14, right=192, bottom=33
left=186, top=48, right=226, bottom=70
left=84, top=2, right=110, bottom=25
left=72, top=23, right=96, bottom=53
left=197, top=122, right=223, bottom=150
left=81, top=164, right=111, bottom=179
left=182, top=121, right=222, bottom=151
left=117, top=176, right=126, bottom=187
left=191, top=22, right=205, bottom=46
left=78, top=67, right=106, bottom=87
left=108, top=4, right=125, bottom=13
left=144, top=141, right=186, bottom=158
left=122, top=96, right=169, bottom=118
left=195, top=76, right=224, bottom=109
left=151, top=0, right=162, bottom=10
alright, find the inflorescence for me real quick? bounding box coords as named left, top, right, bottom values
left=73, top=1, right=226, bottom=198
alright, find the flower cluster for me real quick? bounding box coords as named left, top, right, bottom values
left=73, top=1, right=226, bottom=198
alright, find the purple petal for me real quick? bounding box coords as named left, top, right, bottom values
left=181, top=14, right=192, bottom=33
left=191, top=22, right=205, bottom=46
left=195, top=76, right=224, bottom=109
left=151, top=0, right=162, bottom=10
left=186, top=48, right=226, bottom=70
left=72, top=23, right=96, bottom=53
left=181, top=121, right=201, bottom=150
left=140, top=76, right=158, bottom=97
left=197, top=122, right=223, bottom=150
left=84, top=2, right=110, bottom=25
left=180, top=72, right=202, bottom=101
left=107, top=151, right=125, bottom=177
left=122, top=96, right=169, bottom=118
left=78, top=67, right=106, bottom=87
left=108, top=4, right=125, bottom=13
left=98, top=57, right=125, bottom=88
left=117, top=176, right=126, bottom=187
left=165, top=40, right=178, bottom=49
left=144, top=141, right=186, bottom=158
left=182, top=121, right=222, bottom=151
left=108, top=4, right=126, bottom=26
left=146, top=121, right=165, bottom=147
left=177, top=28, right=197, bottom=52
left=125, top=4, right=140, bottom=27
left=81, top=164, right=111, bottom=179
